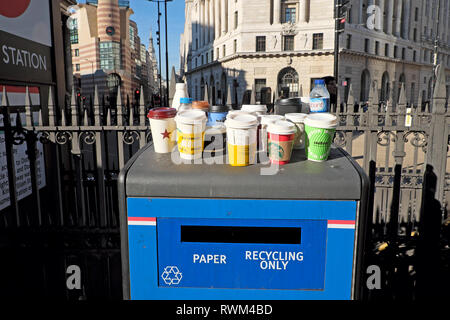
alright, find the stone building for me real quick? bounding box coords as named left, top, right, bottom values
left=341, top=0, right=450, bottom=106
left=69, top=0, right=157, bottom=103
left=179, top=0, right=450, bottom=106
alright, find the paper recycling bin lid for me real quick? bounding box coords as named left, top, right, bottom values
left=122, top=145, right=364, bottom=200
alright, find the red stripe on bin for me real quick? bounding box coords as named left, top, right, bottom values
left=328, top=220, right=355, bottom=225
left=128, top=217, right=156, bottom=222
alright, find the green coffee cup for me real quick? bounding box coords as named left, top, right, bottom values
left=304, top=113, right=338, bottom=162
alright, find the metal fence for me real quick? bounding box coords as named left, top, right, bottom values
left=0, top=65, right=449, bottom=299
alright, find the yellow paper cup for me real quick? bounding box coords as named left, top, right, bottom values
left=175, top=110, right=207, bottom=160
left=224, top=113, right=258, bottom=166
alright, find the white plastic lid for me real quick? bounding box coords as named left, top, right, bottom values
left=259, top=114, right=285, bottom=125
left=267, top=120, right=297, bottom=135
left=304, top=113, right=338, bottom=129
left=175, top=110, right=207, bottom=124
left=285, top=113, right=308, bottom=123
left=225, top=113, right=258, bottom=129
left=241, top=104, right=267, bottom=113
left=226, top=110, right=256, bottom=118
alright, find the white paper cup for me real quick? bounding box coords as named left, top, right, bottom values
left=258, top=115, right=285, bottom=153
left=285, top=113, right=308, bottom=149
left=224, top=113, right=258, bottom=166
left=147, top=107, right=177, bottom=153
left=267, top=120, right=297, bottom=164
left=175, top=110, right=207, bottom=160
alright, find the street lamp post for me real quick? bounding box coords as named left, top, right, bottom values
left=148, top=0, right=173, bottom=106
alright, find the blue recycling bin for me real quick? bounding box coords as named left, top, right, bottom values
left=119, top=144, right=369, bottom=300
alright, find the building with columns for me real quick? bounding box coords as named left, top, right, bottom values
left=341, top=0, right=450, bottom=106
left=180, top=0, right=336, bottom=105
left=180, top=0, right=450, bottom=107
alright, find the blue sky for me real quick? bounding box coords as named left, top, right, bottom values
left=78, top=0, right=186, bottom=79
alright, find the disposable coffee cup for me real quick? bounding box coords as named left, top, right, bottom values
left=267, top=120, right=297, bottom=165
left=241, top=104, right=268, bottom=116
left=226, top=110, right=256, bottom=119
left=224, top=113, right=258, bottom=167
left=285, top=113, right=308, bottom=150
left=147, top=107, right=177, bottom=153
left=259, top=115, right=285, bottom=154
left=175, top=110, right=207, bottom=160
left=304, top=113, right=338, bottom=162
left=203, top=124, right=226, bottom=158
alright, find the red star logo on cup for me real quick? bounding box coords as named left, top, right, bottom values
left=161, top=129, right=171, bottom=139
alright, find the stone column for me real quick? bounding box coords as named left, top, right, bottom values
left=386, top=0, right=394, bottom=34
left=300, top=0, right=310, bottom=23
left=403, top=0, right=410, bottom=40
left=209, top=0, right=214, bottom=42
left=215, top=0, right=220, bottom=39
left=221, top=0, right=227, bottom=35
left=379, top=0, right=385, bottom=32
left=273, top=0, right=281, bottom=24
left=395, top=0, right=403, bottom=37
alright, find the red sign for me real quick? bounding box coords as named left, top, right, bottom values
left=0, top=0, right=31, bottom=18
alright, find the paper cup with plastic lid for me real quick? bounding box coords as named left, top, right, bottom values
left=147, top=107, right=177, bottom=153
left=226, top=110, right=256, bottom=119
left=175, top=110, right=207, bottom=160
left=285, top=113, right=308, bottom=150
left=258, top=115, right=285, bottom=154
left=304, top=113, right=338, bottom=162
left=241, top=104, right=268, bottom=116
left=224, top=113, right=258, bottom=166
left=267, top=120, right=297, bottom=165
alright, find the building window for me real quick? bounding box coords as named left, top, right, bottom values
left=256, top=36, right=266, bottom=52
left=233, top=39, right=237, bottom=53
left=99, top=41, right=122, bottom=70
left=216, top=47, right=219, bottom=59
left=283, top=35, right=294, bottom=51
left=385, top=43, right=389, bottom=56
left=364, top=39, right=370, bottom=53
left=346, top=34, right=352, bottom=49
left=394, top=45, right=398, bottom=58
left=413, top=50, right=417, bottom=62
left=129, top=25, right=135, bottom=50
left=75, top=64, right=80, bottom=71
left=196, top=39, right=198, bottom=50
left=234, top=11, right=238, bottom=29
left=415, top=7, right=419, bottom=21
left=284, top=7, right=296, bottom=23
left=206, top=53, right=208, bottom=63
left=255, top=79, right=266, bottom=102
left=201, top=55, right=204, bottom=65
left=413, top=28, right=417, bottom=42
left=375, top=41, right=379, bottom=55
left=222, top=44, right=226, bottom=57
left=312, top=33, right=323, bottom=50
left=278, top=67, right=299, bottom=98
left=74, top=49, right=79, bottom=57
left=69, top=18, right=78, bottom=44
left=195, top=57, right=197, bottom=68
left=402, top=48, right=406, bottom=60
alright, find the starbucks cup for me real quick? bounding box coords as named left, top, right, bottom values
left=224, top=113, right=258, bottom=167
left=147, top=107, right=177, bottom=153
left=304, top=113, right=338, bottom=162
left=175, top=110, right=207, bottom=160
left=241, top=104, right=267, bottom=116
left=267, top=120, right=297, bottom=165
left=259, top=115, right=285, bottom=154
left=285, top=113, right=308, bottom=150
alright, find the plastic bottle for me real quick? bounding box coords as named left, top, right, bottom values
left=178, top=97, right=193, bottom=112
left=172, top=83, right=188, bottom=111
left=309, top=79, right=330, bottom=113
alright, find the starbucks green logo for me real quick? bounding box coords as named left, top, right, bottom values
left=268, top=142, right=284, bottom=159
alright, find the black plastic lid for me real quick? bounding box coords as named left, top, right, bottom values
left=209, top=105, right=229, bottom=113
left=276, top=98, right=302, bottom=106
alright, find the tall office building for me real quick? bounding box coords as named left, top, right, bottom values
left=70, top=0, right=158, bottom=104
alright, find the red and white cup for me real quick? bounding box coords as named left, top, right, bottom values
left=147, top=107, right=177, bottom=153
left=267, top=120, right=297, bottom=165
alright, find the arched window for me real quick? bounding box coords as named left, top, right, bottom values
left=360, top=69, right=371, bottom=102
left=278, top=67, right=299, bottom=98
